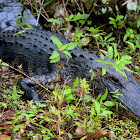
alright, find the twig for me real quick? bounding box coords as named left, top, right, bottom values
left=62, top=0, right=70, bottom=30
left=8, top=65, right=52, bottom=94
left=35, top=0, right=45, bottom=26
left=37, top=0, right=50, bottom=20
left=25, top=0, right=49, bottom=21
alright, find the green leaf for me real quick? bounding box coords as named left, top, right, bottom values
left=116, top=15, right=124, bottom=22
left=50, top=56, right=60, bottom=63
left=137, top=20, right=140, bottom=28
left=113, top=23, right=117, bottom=29
left=102, top=68, right=106, bottom=75
left=49, top=50, right=60, bottom=59
left=118, top=70, right=127, bottom=79
left=96, top=60, right=104, bottom=63
left=1, top=102, right=7, bottom=108
left=105, top=61, right=114, bottom=65
left=107, top=37, right=115, bottom=42
left=124, top=67, right=132, bottom=72
left=100, top=49, right=108, bottom=54
left=123, top=34, right=128, bottom=42
left=105, top=32, right=113, bottom=40
left=100, top=110, right=113, bottom=116
left=50, top=105, right=58, bottom=115
left=96, top=93, right=102, bottom=101
left=80, top=14, right=89, bottom=19
left=130, top=34, right=134, bottom=39
left=109, top=21, right=115, bottom=25
left=89, top=68, right=95, bottom=80
left=51, top=36, right=62, bottom=48
left=13, top=124, right=24, bottom=132
left=53, top=88, right=58, bottom=95
left=73, top=77, right=79, bottom=88
left=113, top=46, right=119, bottom=59
left=60, top=44, right=67, bottom=51
left=39, top=104, right=47, bottom=108
left=103, top=101, right=115, bottom=107
left=129, top=28, right=134, bottom=34
left=80, top=136, right=87, bottom=140
left=109, top=17, right=115, bottom=21
left=94, top=101, right=100, bottom=115
left=108, top=46, right=113, bottom=59
left=68, top=14, right=74, bottom=21
left=13, top=30, right=27, bottom=35
left=76, top=32, right=83, bottom=38
left=100, top=53, right=105, bottom=60
left=1, top=62, right=9, bottom=67
left=134, top=66, right=139, bottom=72
left=100, top=89, right=108, bottom=103
left=64, top=89, right=72, bottom=95
left=48, top=18, right=61, bottom=25
left=67, top=133, right=73, bottom=139
left=66, top=94, right=75, bottom=103
left=66, top=43, right=77, bottom=50
left=121, top=55, right=132, bottom=60
left=90, top=104, right=96, bottom=116
left=63, top=50, right=72, bottom=62
left=72, top=13, right=81, bottom=21
left=109, top=21, right=116, bottom=25
left=117, top=21, right=124, bottom=26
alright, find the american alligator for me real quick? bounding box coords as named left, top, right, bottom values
left=0, top=26, right=140, bottom=117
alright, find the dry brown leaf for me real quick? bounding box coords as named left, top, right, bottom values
left=0, top=135, right=11, bottom=140
left=75, top=127, right=109, bottom=140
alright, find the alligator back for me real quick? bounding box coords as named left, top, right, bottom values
left=0, top=28, right=57, bottom=76
left=0, top=27, right=140, bottom=117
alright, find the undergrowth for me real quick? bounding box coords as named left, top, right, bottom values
left=0, top=0, right=140, bottom=140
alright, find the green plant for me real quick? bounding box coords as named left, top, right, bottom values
left=50, top=36, right=77, bottom=63
left=98, top=32, right=115, bottom=48
left=1, top=36, right=139, bottom=139
left=134, top=66, right=140, bottom=74
left=72, top=28, right=85, bottom=48
left=123, top=28, right=140, bottom=52
left=8, top=76, right=115, bottom=139
left=0, top=59, right=9, bottom=67
left=0, top=59, right=24, bottom=108
left=105, top=114, right=139, bottom=139
left=96, top=43, right=132, bottom=78
left=2, top=86, right=24, bottom=109
left=15, top=11, right=33, bottom=30
left=66, top=12, right=89, bottom=27
left=86, top=27, right=105, bottom=50
left=48, top=18, right=61, bottom=26
left=109, top=15, right=124, bottom=29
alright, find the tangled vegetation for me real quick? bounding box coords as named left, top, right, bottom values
left=0, top=0, right=140, bottom=139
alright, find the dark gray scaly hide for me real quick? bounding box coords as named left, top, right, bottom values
left=0, top=27, right=140, bottom=117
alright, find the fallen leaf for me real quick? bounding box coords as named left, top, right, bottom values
left=0, top=135, right=11, bottom=140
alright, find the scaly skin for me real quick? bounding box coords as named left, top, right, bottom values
left=0, top=27, right=140, bottom=117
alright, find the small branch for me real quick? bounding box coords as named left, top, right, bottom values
left=25, top=0, right=49, bottom=22
left=62, top=0, right=70, bottom=30
left=8, top=65, right=52, bottom=94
